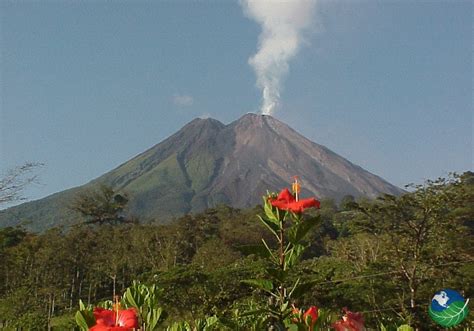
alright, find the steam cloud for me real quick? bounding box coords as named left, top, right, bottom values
left=241, top=0, right=317, bottom=115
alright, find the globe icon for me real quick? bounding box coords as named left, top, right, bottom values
left=429, top=289, right=469, bottom=327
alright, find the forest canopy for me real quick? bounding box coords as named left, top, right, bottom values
left=0, top=172, right=472, bottom=329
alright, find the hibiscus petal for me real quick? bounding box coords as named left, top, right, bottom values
left=298, top=198, right=321, bottom=210
left=332, top=309, right=365, bottom=331
left=89, top=325, right=111, bottom=331
left=109, top=327, right=134, bottom=331
left=270, top=199, right=291, bottom=210
left=270, top=188, right=320, bottom=213
left=276, top=188, right=295, bottom=203
left=345, top=309, right=364, bottom=323
left=93, top=308, right=115, bottom=326
left=118, top=308, right=139, bottom=328
left=303, top=306, right=318, bottom=328
left=284, top=198, right=319, bottom=213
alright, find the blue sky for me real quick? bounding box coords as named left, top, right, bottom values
left=1, top=0, right=472, bottom=205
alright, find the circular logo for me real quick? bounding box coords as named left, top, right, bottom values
left=429, top=289, right=469, bottom=327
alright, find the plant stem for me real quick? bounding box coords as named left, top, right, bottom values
left=278, top=215, right=286, bottom=317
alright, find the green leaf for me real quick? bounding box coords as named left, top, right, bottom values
left=166, top=321, right=192, bottom=331
left=288, top=280, right=318, bottom=299
left=397, top=325, right=414, bottom=331
left=204, top=315, right=219, bottom=330
left=280, top=301, right=289, bottom=313
left=97, top=300, right=113, bottom=309
left=285, top=243, right=305, bottom=269
left=75, top=310, right=95, bottom=330
left=75, top=311, right=89, bottom=331
left=287, top=324, right=299, bottom=331
left=287, top=278, right=301, bottom=298
left=258, top=215, right=280, bottom=240
left=124, top=287, right=140, bottom=309
left=287, top=216, right=319, bottom=244
left=264, top=200, right=280, bottom=223
left=236, top=244, right=271, bottom=258
left=78, top=299, right=86, bottom=311
left=261, top=238, right=278, bottom=263
left=241, top=279, right=274, bottom=292
left=194, top=318, right=206, bottom=331
left=146, top=307, right=163, bottom=330
left=265, top=266, right=288, bottom=282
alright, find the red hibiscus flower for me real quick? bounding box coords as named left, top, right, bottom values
left=303, top=306, right=318, bottom=329
left=89, top=307, right=138, bottom=331
left=270, top=188, right=320, bottom=213
left=332, top=308, right=365, bottom=331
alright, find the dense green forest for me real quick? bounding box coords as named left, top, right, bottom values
left=0, top=173, right=472, bottom=330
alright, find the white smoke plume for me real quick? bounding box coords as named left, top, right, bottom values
left=241, top=0, right=317, bottom=115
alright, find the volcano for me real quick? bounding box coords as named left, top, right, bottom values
left=0, top=113, right=403, bottom=231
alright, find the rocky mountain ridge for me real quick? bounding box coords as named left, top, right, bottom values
left=0, top=113, right=403, bottom=231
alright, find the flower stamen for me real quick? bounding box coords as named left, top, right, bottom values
left=292, top=176, right=301, bottom=202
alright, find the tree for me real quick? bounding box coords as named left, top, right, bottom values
left=339, top=195, right=356, bottom=211
left=71, top=185, right=129, bottom=225
left=348, top=174, right=473, bottom=328
left=191, top=238, right=241, bottom=271
left=0, top=162, right=43, bottom=206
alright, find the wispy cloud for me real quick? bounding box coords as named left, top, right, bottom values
left=173, top=94, right=194, bottom=107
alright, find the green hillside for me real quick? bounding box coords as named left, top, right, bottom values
left=124, top=153, right=194, bottom=219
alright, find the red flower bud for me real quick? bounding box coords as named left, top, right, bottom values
left=303, top=306, right=318, bottom=329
